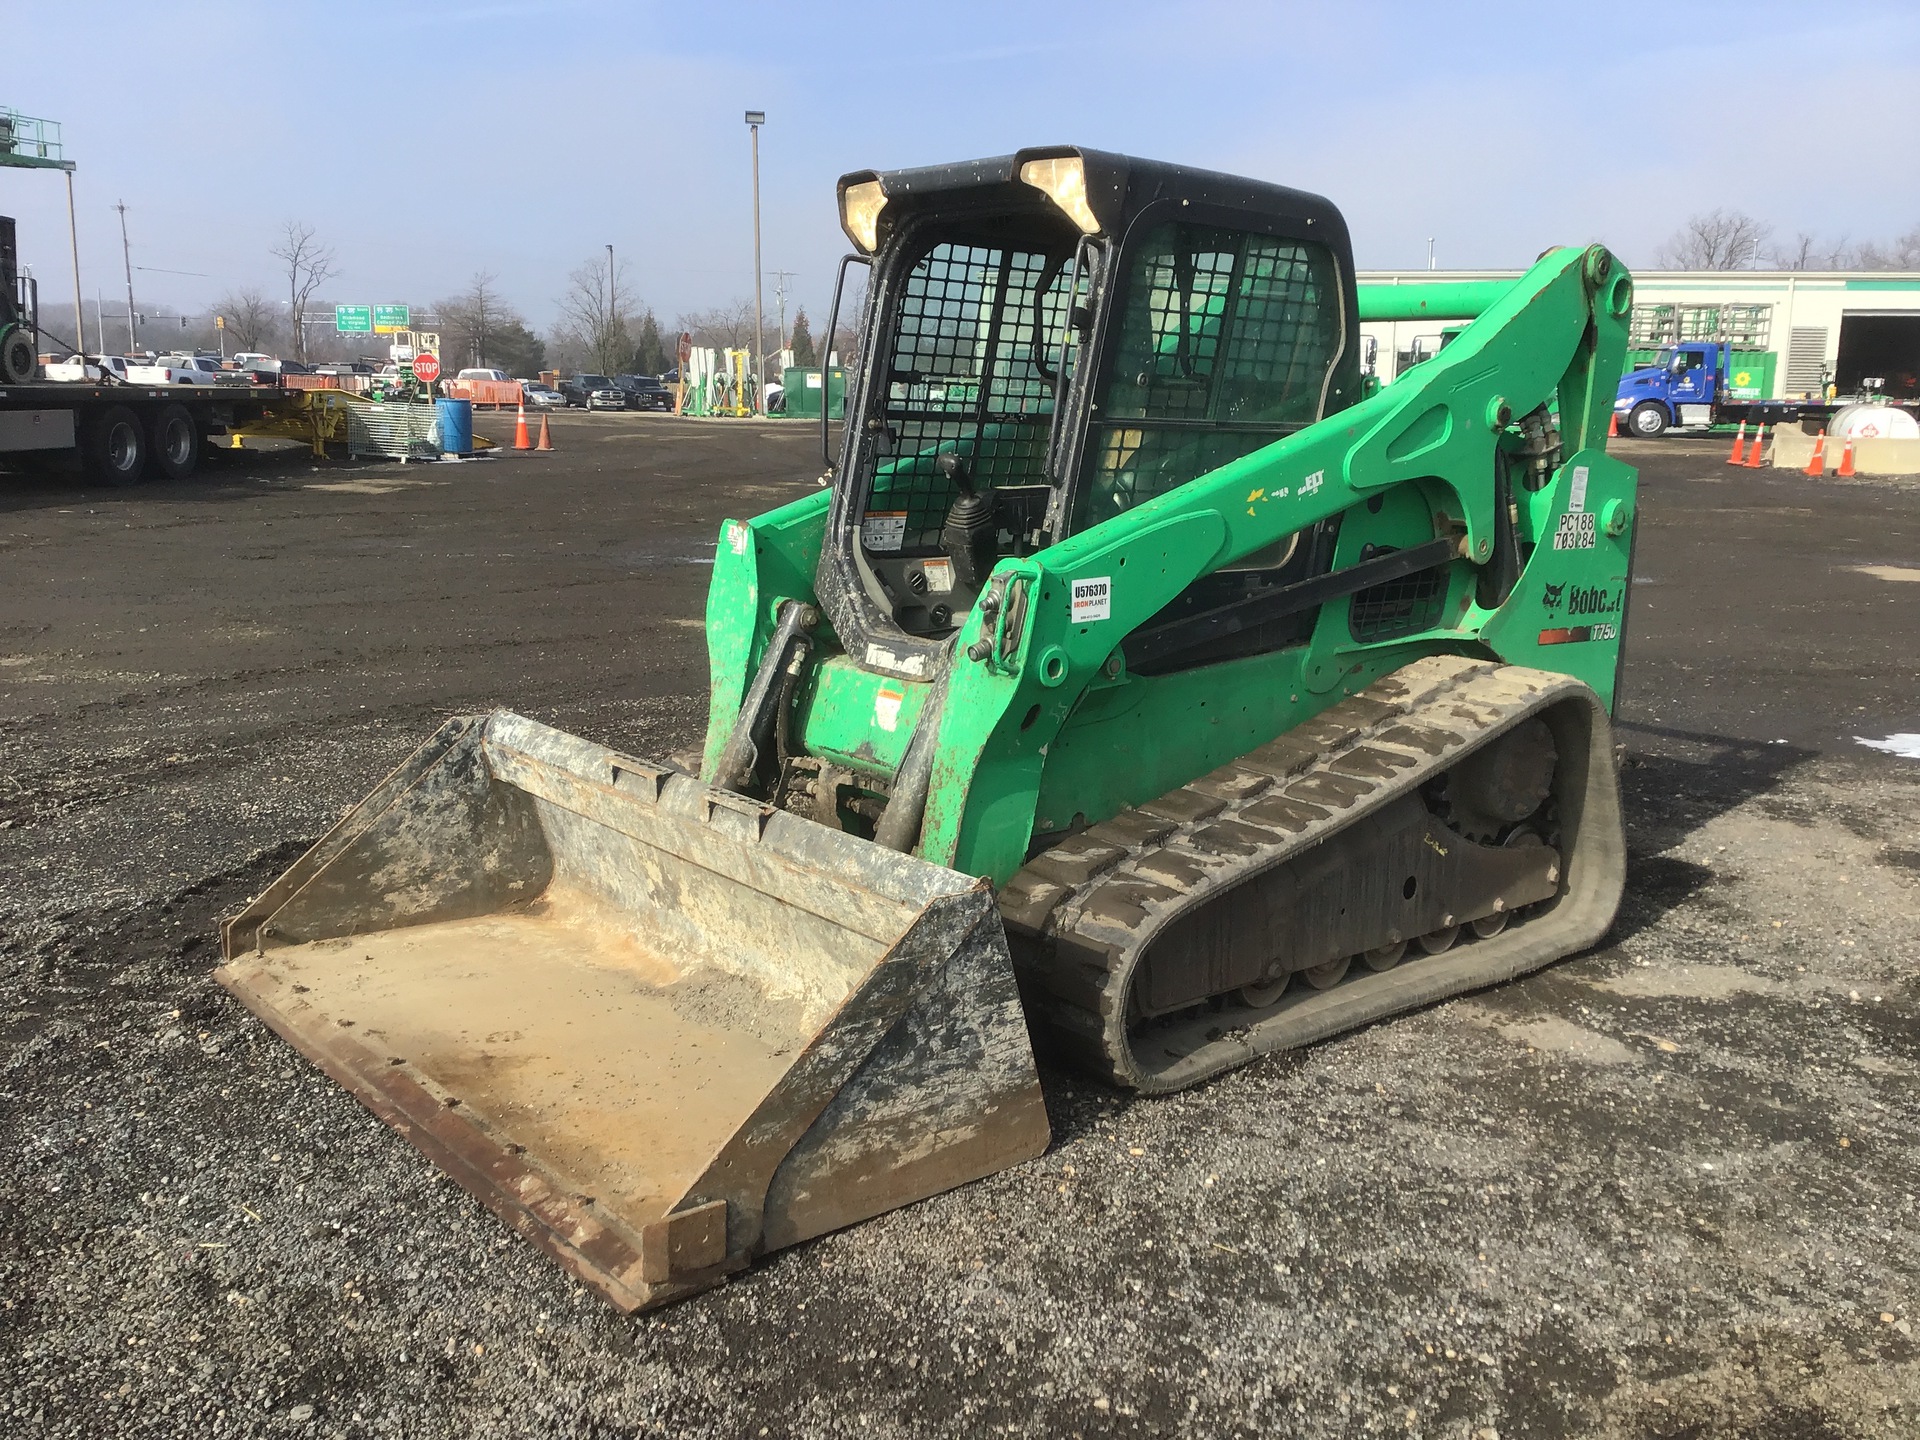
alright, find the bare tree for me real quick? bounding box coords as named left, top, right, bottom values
left=675, top=298, right=757, bottom=351
left=1655, top=209, right=1771, bottom=270
left=213, top=287, right=277, bottom=352
left=438, top=271, right=508, bottom=369
left=1854, top=224, right=1920, bottom=271
left=270, top=222, right=337, bottom=364
left=555, top=254, right=634, bottom=375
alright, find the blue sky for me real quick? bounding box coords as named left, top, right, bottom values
left=8, top=1, right=1918, bottom=335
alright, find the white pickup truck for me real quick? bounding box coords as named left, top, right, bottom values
left=128, top=353, right=223, bottom=385
left=43, top=353, right=133, bottom=382
left=42, top=352, right=223, bottom=385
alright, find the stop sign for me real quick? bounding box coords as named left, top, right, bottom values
left=412, top=351, right=441, bottom=384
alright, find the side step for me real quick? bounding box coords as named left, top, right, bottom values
left=1001, top=656, right=1626, bottom=1093
left=217, top=712, right=1049, bottom=1311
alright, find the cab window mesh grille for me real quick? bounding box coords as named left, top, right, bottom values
left=1075, top=224, right=1342, bottom=531
left=859, top=241, right=1076, bottom=554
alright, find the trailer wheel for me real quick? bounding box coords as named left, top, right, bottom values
left=84, top=405, right=148, bottom=487
left=147, top=403, right=201, bottom=481
left=1628, top=402, right=1668, bottom=438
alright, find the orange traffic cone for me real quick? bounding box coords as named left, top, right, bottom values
left=513, top=403, right=532, bottom=450
left=1803, top=430, right=1827, bottom=476
left=1607, top=411, right=1619, bottom=439
left=1744, top=424, right=1766, bottom=468
left=1726, top=420, right=1748, bottom=465
left=535, top=412, right=554, bottom=452
left=1835, top=435, right=1857, bottom=478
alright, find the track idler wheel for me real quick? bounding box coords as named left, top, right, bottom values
left=1239, top=975, right=1288, bottom=1008
left=1362, top=938, right=1408, bottom=972
left=1417, top=924, right=1460, bottom=955
left=1301, top=955, right=1351, bottom=990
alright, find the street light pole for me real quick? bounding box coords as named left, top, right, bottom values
left=745, top=110, right=766, bottom=414
left=115, top=200, right=136, bottom=352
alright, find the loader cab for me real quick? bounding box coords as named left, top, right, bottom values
left=820, top=147, right=1361, bottom=681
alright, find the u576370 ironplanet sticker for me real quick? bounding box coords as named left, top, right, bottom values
left=1071, top=576, right=1112, bottom=622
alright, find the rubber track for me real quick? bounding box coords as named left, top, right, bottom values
left=1000, top=654, right=1625, bottom=1094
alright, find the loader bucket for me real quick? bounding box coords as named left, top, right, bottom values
left=217, top=712, right=1050, bottom=1312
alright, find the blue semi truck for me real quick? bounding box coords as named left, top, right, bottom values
left=1612, top=340, right=1913, bottom=438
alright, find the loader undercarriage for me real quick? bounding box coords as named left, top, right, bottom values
left=1001, top=656, right=1624, bottom=1092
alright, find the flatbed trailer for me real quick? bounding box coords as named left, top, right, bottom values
left=0, top=379, right=306, bottom=484
left=1710, top=397, right=1916, bottom=430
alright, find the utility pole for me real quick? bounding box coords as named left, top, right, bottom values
left=1426, top=237, right=1436, bottom=271
left=95, top=287, right=104, bottom=353
left=65, top=171, right=83, bottom=358
left=745, top=110, right=766, bottom=412
left=770, top=269, right=795, bottom=357
left=115, top=200, right=136, bottom=352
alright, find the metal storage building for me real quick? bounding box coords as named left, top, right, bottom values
left=1358, top=269, right=1920, bottom=401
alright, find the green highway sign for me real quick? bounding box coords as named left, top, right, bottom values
left=334, top=304, right=373, bottom=334
left=373, top=303, right=411, bottom=334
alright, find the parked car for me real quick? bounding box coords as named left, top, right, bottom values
left=523, top=383, right=565, bottom=409
left=616, top=374, right=673, bottom=411
left=314, top=361, right=373, bottom=377
left=218, top=363, right=275, bottom=386
left=586, top=382, right=628, bottom=412
left=457, top=367, right=511, bottom=383
left=558, top=374, right=615, bottom=408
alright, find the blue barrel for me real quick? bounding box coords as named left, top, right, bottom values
left=434, top=397, right=474, bottom=456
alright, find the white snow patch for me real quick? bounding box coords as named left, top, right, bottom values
left=1856, top=734, right=1920, bottom=760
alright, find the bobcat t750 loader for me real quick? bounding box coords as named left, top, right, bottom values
left=218, top=147, right=1637, bottom=1311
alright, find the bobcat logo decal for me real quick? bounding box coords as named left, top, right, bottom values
left=1542, top=582, right=1566, bottom=608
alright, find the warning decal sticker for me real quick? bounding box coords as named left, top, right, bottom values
left=861, top=512, right=908, bottom=552
left=1568, top=464, right=1590, bottom=513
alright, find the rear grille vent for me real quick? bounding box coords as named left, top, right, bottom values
left=1784, top=327, right=1829, bottom=395
left=1348, top=559, right=1448, bottom=643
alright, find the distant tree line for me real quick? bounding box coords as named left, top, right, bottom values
left=78, top=222, right=861, bottom=377
left=1656, top=209, right=1920, bottom=271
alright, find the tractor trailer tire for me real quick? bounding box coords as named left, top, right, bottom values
left=147, top=402, right=201, bottom=482
left=84, top=404, right=148, bottom=487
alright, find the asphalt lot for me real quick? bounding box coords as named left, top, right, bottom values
left=3, top=416, right=1919, bottom=1439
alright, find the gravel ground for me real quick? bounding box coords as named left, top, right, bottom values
left=4, top=423, right=1919, bottom=1438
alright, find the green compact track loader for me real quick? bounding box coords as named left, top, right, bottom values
left=218, top=147, right=1638, bottom=1311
